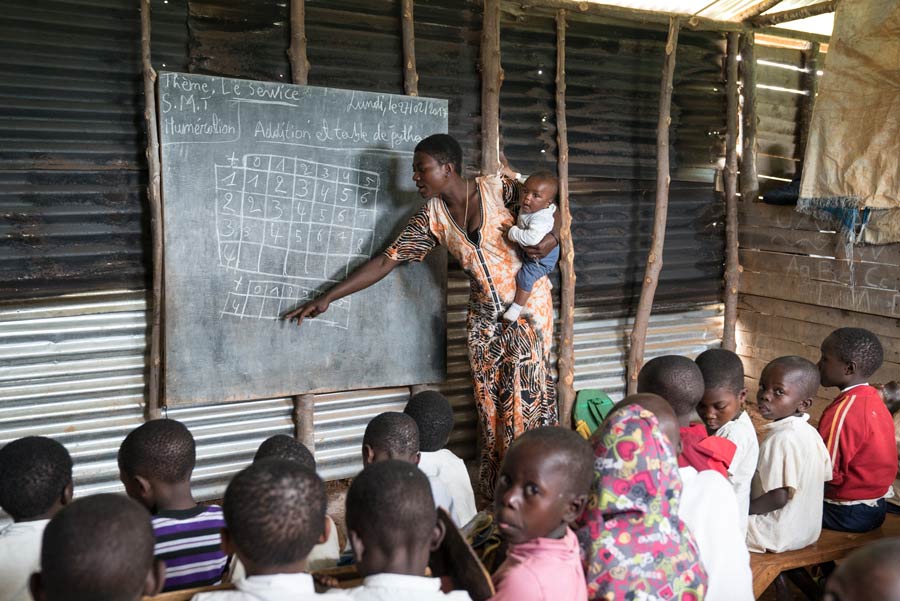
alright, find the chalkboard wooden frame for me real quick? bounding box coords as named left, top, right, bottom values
left=158, top=73, right=449, bottom=405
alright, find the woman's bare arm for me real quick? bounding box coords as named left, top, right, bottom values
left=282, top=254, right=399, bottom=326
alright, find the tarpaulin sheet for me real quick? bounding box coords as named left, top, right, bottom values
left=798, top=0, right=900, bottom=242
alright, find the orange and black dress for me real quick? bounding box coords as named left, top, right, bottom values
left=384, top=174, right=558, bottom=498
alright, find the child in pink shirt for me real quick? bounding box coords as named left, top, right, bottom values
left=490, top=427, right=592, bottom=601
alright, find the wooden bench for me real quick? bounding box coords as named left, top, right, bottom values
left=751, top=513, right=900, bottom=598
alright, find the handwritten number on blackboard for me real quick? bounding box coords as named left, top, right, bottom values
left=222, top=192, right=235, bottom=214
left=269, top=198, right=283, bottom=219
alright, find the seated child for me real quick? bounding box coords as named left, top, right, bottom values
left=194, top=459, right=350, bottom=601
left=362, top=412, right=455, bottom=515
left=236, top=434, right=339, bottom=571
left=404, top=390, right=477, bottom=526
left=695, top=348, right=759, bottom=532
left=502, top=171, right=559, bottom=323
left=747, top=356, right=833, bottom=553
left=335, top=460, right=471, bottom=600
left=362, top=412, right=420, bottom=466
left=637, top=355, right=736, bottom=477
left=30, top=493, right=164, bottom=601
left=628, top=394, right=753, bottom=601
left=825, top=538, right=900, bottom=601
left=880, top=382, right=900, bottom=515
left=578, top=398, right=707, bottom=600
left=0, top=436, right=73, bottom=601
left=118, top=419, right=229, bottom=592
left=817, top=327, right=897, bottom=532
left=492, top=427, right=590, bottom=601
left=254, top=433, right=316, bottom=469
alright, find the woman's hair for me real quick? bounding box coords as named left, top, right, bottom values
left=415, top=134, right=462, bottom=175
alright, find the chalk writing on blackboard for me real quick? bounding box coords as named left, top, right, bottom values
left=213, top=152, right=378, bottom=327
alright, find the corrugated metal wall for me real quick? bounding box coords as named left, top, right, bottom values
left=1, top=0, right=731, bottom=507
left=0, top=0, right=189, bottom=299
left=754, top=40, right=822, bottom=197
left=499, top=5, right=727, bottom=311
left=0, top=289, right=721, bottom=503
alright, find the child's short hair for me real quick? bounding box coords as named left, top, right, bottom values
left=224, top=458, right=326, bottom=567
left=253, top=434, right=315, bottom=471
left=362, top=412, right=419, bottom=459
left=824, top=327, right=884, bottom=377
left=404, top=390, right=454, bottom=452
left=637, top=355, right=705, bottom=416
left=346, top=460, right=434, bottom=553
left=765, top=356, right=820, bottom=399
left=0, top=436, right=72, bottom=521
left=526, top=170, right=560, bottom=199
left=415, top=134, right=462, bottom=175
left=40, top=493, right=155, bottom=601
left=117, top=419, right=195, bottom=482
left=695, top=348, right=745, bottom=394
left=508, top=427, right=593, bottom=498
left=830, top=538, right=900, bottom=600
left=881, top=381, right=900, bottom=413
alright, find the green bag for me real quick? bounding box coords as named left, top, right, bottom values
left=573, top=389, right=616, bottom=437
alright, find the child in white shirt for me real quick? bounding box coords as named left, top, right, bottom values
left=405, top=390, right=477, bottom=527
left=503, top=172, right=559, bottom=323
left=194, top=460, right=350, bottom=601
left=747, top=356, right=832, bottom=553
left=0, top=436, right=74, bottom=601
left=696, top=349, right=760, bottom=533
left=332, top=460, right=472, bottom=600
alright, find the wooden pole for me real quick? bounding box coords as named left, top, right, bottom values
left=626, top=17, right=680, bottom=395
left=740, top=32, right=760, bottom=203
left=140, top=0, right=163, bottom=420
left=797, top=42, right=820, bottom=164
left=288, top=0, right=310, bottom=85
left=555, top=9, right=576, bottom=428
left=722, top=32, right=741, bottom=352
left=750, top=1, right=836, bottom=27
left=401, top=0, right=419, bottom=96
left=293, top=394, right=315, bottom=451
left=480, top=0, right=502, bottom=174
left=733, top=0, right=786, bottom=22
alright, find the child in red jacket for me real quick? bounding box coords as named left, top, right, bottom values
left=817, top=327, right=897, bottom=532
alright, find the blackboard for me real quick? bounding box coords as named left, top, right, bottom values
left=158, top=73, right=449, bottom=405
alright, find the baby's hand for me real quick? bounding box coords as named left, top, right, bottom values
left=498, top=223, right=512, bottom=236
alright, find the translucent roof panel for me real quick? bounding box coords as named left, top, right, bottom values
left=580, top=0, right=834, bottom=35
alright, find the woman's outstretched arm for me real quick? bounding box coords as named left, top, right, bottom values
left=282, top=254, right=399, bottom=326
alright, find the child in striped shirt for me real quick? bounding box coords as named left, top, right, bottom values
left=118, top=419, right=229, bottom=592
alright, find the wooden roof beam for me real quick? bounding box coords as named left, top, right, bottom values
left=750, top=0, right=836, bottom=28
left=733, top=0, right=786, bottom=22
left=517, top=0, right=746, bottom=31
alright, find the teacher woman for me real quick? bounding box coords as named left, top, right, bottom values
left=285, top=134, right=559, bottom=499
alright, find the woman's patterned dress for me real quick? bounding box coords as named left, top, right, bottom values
left=384, top=174, right=558, bottom=498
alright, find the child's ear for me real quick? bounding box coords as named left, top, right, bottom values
left=348, top=529, right=365, bottom=562
left=362, top=445, right=375, bottom=466
left=143, top=559, right=166, bottom=597
left=738, top=388, right=748, bottom=405
left=220, top=528, right=237, bottom=555
left=565, top=493, right=589, bottom=524
left=318, top=515, right=331, bottom=545
left=29, top=572, right=45, bottom=601
left=414, top=452, right=421, bottom=466
left=429, top=518, right=447, bottom=552
left=61, top=480, right=74, bottom=506
left=799, top=397, right=814, bottom=412
left=135, top=475, right=153, bottom=498
left=845, top=360, right=858, bottom=376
